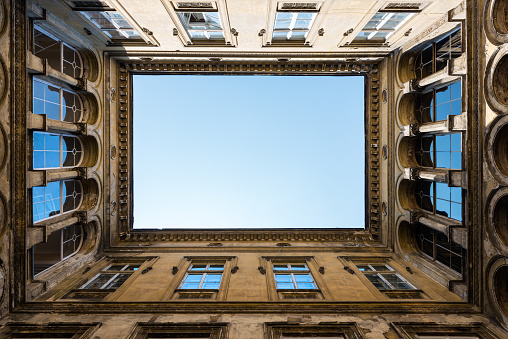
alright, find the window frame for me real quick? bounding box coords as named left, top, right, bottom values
left=165, top=256, right=237, bottom=301
left=273, top=263, right=318, bottom=290
left=32, top=77, right=84, bottom=123
left=128, top=322, right=229, bottom=339
left=162, top=0, right=236, bottom=47
left=415, top=179, right=463, bottom=222
left=33, top=27, right=84, bottom=79
left=260, top=256, right=332, bottom=301
left=265, top=322, right=363, bottom=339
left=353, top=11, right=415, bottom=42
left=32, top=179, right=83, bottom=224
left=32, top=131, right=84, bottom=170
left=414, top=27, right=463, bottom=80
left=30, top=223, right=84, bottom=278
left=262, top=0, right=331, bottom=47
left=56, top=257, right=158, bottom=301
left=0, top=323, right=101, bottom=339
left=415, top=223, right=466, bottom=275
left=179, top=263, right=225, bottom=290
left=341, top=257, right=427, bottom=300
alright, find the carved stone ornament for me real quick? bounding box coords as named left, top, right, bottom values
left=318, top=28, right=325, bottom=36
left=142, top=27, right=153, bottom=36
left=173, top=28, right=178, bottom=36
left=281, top=3, right=318, bottom=10
left=172, top=266, right=179, bottom=275
left=344, top=28, right=354, bottom=36
left=231, top=28, right=238, bottom=36
left=258, top=266, right=266, bottom=274
left=176, top=2, right=214, bottom=9
left=258, top=29, right=266, bottom=36
left=231, top=266, right=239, bottom=274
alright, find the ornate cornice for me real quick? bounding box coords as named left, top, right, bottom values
left=116, top=59, right=381, bottom=243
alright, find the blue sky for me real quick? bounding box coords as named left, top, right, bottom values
left=133, top=75, right=365, bottom=229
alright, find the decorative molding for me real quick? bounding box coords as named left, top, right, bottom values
left=0, top=54, right=8, bottom=105
left=116, top=59, right=380, bottom=243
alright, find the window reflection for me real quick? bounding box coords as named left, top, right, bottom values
left=416, top=223, right=466, bottom=274
left=81, top=11, right=141, bottom=39
left=32, top=180, right=82, bottom=223
left=272, top=12, right=316, bottom=40
left=33, top=28, right=83, bottom=78
left=415, top=133, right=461, bottom=169
left=33, top=132, right=82, bottom=169
left=354, top=12, right=414, bottom=42
left=180, top=263, right=224, bottom=290
left=416, top=181, right=462, bottom=221
left=31, top=224, right=83, bottom=276
left=178, top=12, right=224, bottom=40
left=414, top=28, right=462, bottom=79
left=415, top=81, right=462, bottom=123
left=273, top=263, right=317, bottom=290
left=33, top=78, right=83, bottom=122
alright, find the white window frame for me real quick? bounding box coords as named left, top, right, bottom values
left=179, top=263, right=225, bottom=290
left=357, top=264, right=416, bottom=290
left=33, top=77, right=83, bottom=123
left=32, top=132, right=83, bottom=170
left=162, top=0, right=236, bottom=46
left=32, top=179, right=83, bottom=224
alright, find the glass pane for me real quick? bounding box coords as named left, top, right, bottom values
left=124, top=264, right=140, bottom=271
left=106, top=265, right=127, bottom=271
left=105, top=273, right=131, bottom=289
left=275, top=274, right=292, bottom=282
left=208, top=264, right=224, bottom=270
left=273, top=265, right=289, bottom=271
left=294, top=274, right=312, bottom=282
left=370, top=265, right=392, bottom=272
left=383, top=274, right=413, bottom=289
left=190, top=265, right=207, bottom=270
left=296, top=282, right=316, bottom=289
left=203, top=273, right=222, bottom=283
left=277, top=282, right=294, bottom=289
left=181, top=282, right=199, bottom=289
left=82, top=273, right=115, bottom=289
left=290, top=264, right=307, bottom=270
left=202, top=282, right=220, bottom=289
left=365, top=274, right=390, bottom=289
left=184, top=274, right=203, bottom=283
left=357, top=265, right=372, bottom=271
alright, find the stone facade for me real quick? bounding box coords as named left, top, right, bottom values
left=0, top=0, right=507, bottom=338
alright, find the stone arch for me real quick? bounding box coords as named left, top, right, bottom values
left=398, top=136, right=418, bottom=169
left=397, top=179, right=419, bottom=212
left=486, top=187, right=508, bottom=255
left=398, top=92, right=420, bottom=126
left=79, top=178, right=100, bottom=213
left=485, top=0, right=508, bottom=45
left=486, top=115, right=508, bottom=184
left=79, top=90, right=100, bottom=125
left=486, top=256, right=508, bottom=330
left=485, top=47, right=508, bottom=114
left=397, top=50, right=417, bottom=84
left=78, top=135, right=99, bottom=168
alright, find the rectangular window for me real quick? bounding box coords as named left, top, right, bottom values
left=180, top=263, right=224, bottom=290
left=0, top=323, right=100, bottom=338
left=416, top=180, right=463, bottom=221
left=33, top=27, right=83, bottom=78
left=178, top=12, right=224, bottom=40
left=32, top=180, right=82, bottom=223
left=354, top=12, right=414, bottom=42
left=272, top=12, right=316, bottom=40
left=62, top=258, right=154, bottom=300
left=415, top=133, right=462, bottom=170
left=81, top=263, right=140, bottom=290
left=416, top=81, right=462, bottom=123
left=415, top=28, right=462, bottom=79
left=416, top=223, right=466, bottom=274
left=357, top=264, right=415, bottom=290
left=80, top=11, right=141, bottom=39
left=273, top=263, right=317, bottom=289
left=32, top=132, right=82, bottom=169
left=33, top=78, right=83, bottom=123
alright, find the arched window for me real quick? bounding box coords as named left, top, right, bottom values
left=415, top=180, right=462, bottom=221
left=414, top=28, right=462, bottom=80
left=414, top=81, right=462, bottom=123
left=33, top=78, right=83, bottom=122
left=32, top=180, right=83, bottom=223
left=415, top=133, right=462, bottom=169
left=32, top=132, right=83, bottom=169
left=415, top=223, right=466, bottom=274
left=31, top=224, right=83, bottom=276
left=33, top=27, right=83, bottom=79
